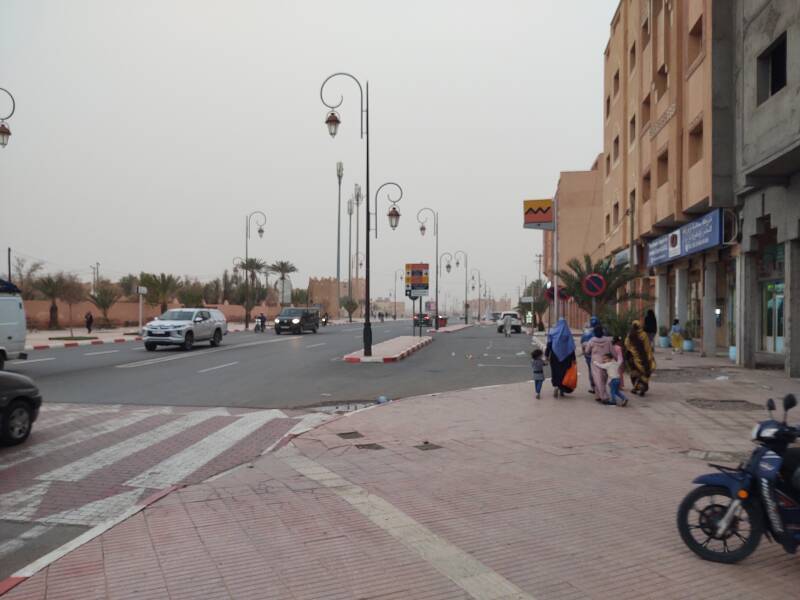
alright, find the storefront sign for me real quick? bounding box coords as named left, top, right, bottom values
left=523, top=198, right=554, bottom=230
left=613, top=248, right=630, bottom=266
left=646, top=209, right=722, bottom=267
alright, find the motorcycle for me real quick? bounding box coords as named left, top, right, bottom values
left=321, top=316, right=328, bottom=327
left=253, top=317, right=265, bottom=333
left=677, top=393, right=800, bottom=563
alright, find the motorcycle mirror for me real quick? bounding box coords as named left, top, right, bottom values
left=767, top=398, right=776, bottom=412
left=783, top=394, right=797, bottom=413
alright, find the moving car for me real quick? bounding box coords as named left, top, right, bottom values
left=274, top=307, right=319, bottom=334
left=142, top=308, right=227, bottom=351
left=0, top=371, right=42, bottom=446
left=413, top=313, right=432, bottom=327
left=496, top=311, right=523, bottom=334
left=0, top=281, right=28, bottom=370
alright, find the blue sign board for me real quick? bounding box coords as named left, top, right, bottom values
left=646, top=209, right=722, bottom=268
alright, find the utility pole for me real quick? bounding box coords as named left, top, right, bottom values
left=536, top=253, right=543, bottom=282
left=336, top=162, right=343, bottom=312
left=7, top=248, right=11, bottom=282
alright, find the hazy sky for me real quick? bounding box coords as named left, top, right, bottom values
left=0, top=0, right=617, bottom=308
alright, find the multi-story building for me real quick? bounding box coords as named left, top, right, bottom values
left=727, top=0, right=800, bottom=375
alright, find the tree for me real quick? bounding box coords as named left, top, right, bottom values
left=88, top=281, right=121, bottom=328
left=34, top=273, right=66, bottom=329
left=221, top=269, right=234, bottom=303
left=556, top=254, right=648, bottom=317
left=292, top=288, right=308, bottom=306
left=177, top=279, right=205, bottom=307
left=269, top=261, right=297, bottom=307
left=13, top=257, right=44, bottom=300
left=203, top=279, right=222, bottom=305
left=117, top=274, right=139, bottom=298
left=139, top=273, right=179, bottom=313
left=340, top=296, right=358, bottom=323
left=60, top=274, right=87, bottom=337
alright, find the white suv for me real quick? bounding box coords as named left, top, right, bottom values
left=143, top=308, right=227, bottom=351
left=496, top=311, right=522, bottom=334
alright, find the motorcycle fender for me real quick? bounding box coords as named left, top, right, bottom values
left=692, top=473, right=750, bottom=496
left=755, top=450, right=782, bottom=482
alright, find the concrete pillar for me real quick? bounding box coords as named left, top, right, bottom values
left=736, top=252, right=758, bottom=368
left=675, top=266, right=689, bottom=328
left=655, top=273, right=669, bottom=334
left=702, top=261, right=717, bottom=357
left=785, top=240, right=800, bottom=377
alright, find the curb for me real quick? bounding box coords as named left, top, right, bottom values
left=426, top=324, right=473, bottom=334
left=0, top=485, right=182, bottom=597
left=26, top=336, right=143, bottom=351
left=343, top=337, right=433, bottom=363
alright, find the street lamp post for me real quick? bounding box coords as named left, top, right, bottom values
left=336, top=162, right=343, bottom=314
left=0, top=88, right=15, bottom=149
left=471, top=269, right=482, bottom=322
left=347, top=195, right=354, bottom=299
left=441, top=250, right=468, bottom=324
left=321, top=72, right=403, bottom=356
left=416, top=208, right=439, bottom=330
left=242, top=211, right=266, bottom=330
left=393, top=268, right=403, bottom=320
left=354, top=183, right=362, bottom=312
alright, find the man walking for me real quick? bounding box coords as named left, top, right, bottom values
left=85, top=311, right=94, bottom=334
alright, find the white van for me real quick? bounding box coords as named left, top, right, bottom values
left=0, top=294, right=28, bottom=370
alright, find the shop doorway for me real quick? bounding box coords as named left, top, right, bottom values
left=761, top=281, right=785, bottom=353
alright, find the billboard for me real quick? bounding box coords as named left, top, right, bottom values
left=523, top=199, right=554, bottom=230
left=646, top=209, right=722, bottom=267
left=404, top=263, right=429, bottom=298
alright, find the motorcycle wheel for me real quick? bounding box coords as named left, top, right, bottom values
left=677, top=485, right=763, bottom=564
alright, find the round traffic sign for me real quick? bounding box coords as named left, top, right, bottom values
left=545, top=286, right=571, bottom=302
left=582, top=273, right=607, bottom=297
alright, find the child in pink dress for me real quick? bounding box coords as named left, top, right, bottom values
left=612, top=336, right=626, bottom=390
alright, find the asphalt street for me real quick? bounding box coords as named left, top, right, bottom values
left=5, top=323, right=535, bottom=409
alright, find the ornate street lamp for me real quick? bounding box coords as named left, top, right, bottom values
left=325, top=111, right=341, bottom=137
left=241, top=211, right=267, bottom=329
left=417, top=208, right=440, bottom=329
left=0, top=88, right=16, bottom=148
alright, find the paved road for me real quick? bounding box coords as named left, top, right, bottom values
left=5, top=323, right=534, bottom=409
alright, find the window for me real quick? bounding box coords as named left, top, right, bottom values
left=688, top=15, right=703, bottom=66
left=642, top=18, right=650, bottom=48
left=629, top=42, right=637, bottom=73
left=655, top=65, right=668, bottom=100
left=605, top=214, right=611, bottom=235
left=642, top=171, right=651, bottom=203
left=613, top=202, right=620, bottom=226
left=657, top=149, right=669, bottom=188
left=606, top=95, right=611, bottom=119
left=689, top=120, right=703, bottom=166
left=613, top=135, right=620, bottom=161
left=757, top=32, right=787, bottom=105
left=642, top=94, right=651, bottom=127
left=606, top=154, right=611, bottom=176
left=613, top=70, right=620, bottom=96
left=629, top=114, right=637, bottom=144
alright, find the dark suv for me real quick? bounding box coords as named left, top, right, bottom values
left=274, top=308, right=320, bottom=335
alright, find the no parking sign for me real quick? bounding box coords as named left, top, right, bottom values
left=582, top=273, right=607, bottom=297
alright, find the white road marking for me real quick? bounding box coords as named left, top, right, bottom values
left=83, top=349, right=119, bottom=356
left=343, top=327, right=361, bottom=332
left=277, top=447, right=535, bottom=600
left=126, top=409, right=285, bottom=489
left=38, top=409, right=229, bottom=482
left=33, top=412, right=83, bottom=431
left=115, top=338, right=289, bottom=369
left=0, top=410, right=169, bottom=469
left=197, top=361, right=238, bottom=373
left=0, top=482, right=51, bottom=520
left=41, top=488, right=145, bottom=527
left=0, top=524, right=54, bottom=561
left=305, top=343, right=326, bottom=349
left=8, top=358, right=55, bottom=365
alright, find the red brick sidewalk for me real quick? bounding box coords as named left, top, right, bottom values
left=4, top=360, right=799, bottom=599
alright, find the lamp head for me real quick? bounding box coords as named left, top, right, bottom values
left=325, top=111, right=341, bottom=137
left=0, top=121, right=10, bottom=148
left=387, top=206, right=400, bottom=230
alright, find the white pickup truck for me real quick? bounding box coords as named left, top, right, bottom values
left=496, top=311, right=522, bottom=334
left=0, top=290, right=28, bottom=370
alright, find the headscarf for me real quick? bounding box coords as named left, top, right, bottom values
left=589, top=316, right=599, bottom=328
left=548, top=318, right=575, bottom=362
left=593, top=325, right=604, bottom=338
left=625, top=320, right=656, bottom=378
left=643, top=310, right=657, bottom=333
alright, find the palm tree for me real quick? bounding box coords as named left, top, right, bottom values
left=34, top=274, right=66, bottom=329
left=139, top=273, right=180, bottom=313
left=60, top=274, right=87, bottom=337
left=268, top=260, right=298, bottom=306
left=556, top=254, right=648, bottom=318
left=88, top=282, right=121, bottom=328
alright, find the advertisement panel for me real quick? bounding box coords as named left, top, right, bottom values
left=404, top=263, right=429, bottom=298
left=646, top=209, right=722, bottom=268
left=523, top=199, right=554, bottom=230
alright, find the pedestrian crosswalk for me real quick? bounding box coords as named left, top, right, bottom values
left=0, top=404, right=310, bottom=531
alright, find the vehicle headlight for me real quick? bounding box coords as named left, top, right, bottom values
left=751, top=424, right=760, bottom=441
left=292, top=318, right=300, bottom=324
left=274, top=318, right=280, bottom=324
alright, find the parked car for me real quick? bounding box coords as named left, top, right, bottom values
left=496, top=311, right=523, bottom=334
left=274, top=307, right=319, bottom=335
left=0, top=371, right=41, bottom=445
left=142, top=308, right=227, bottom=351
left=0, top=282, right=28, bottom=370
left=413, top=313, right=432, bottom=327
left=487, top=311, right=502, bottom=323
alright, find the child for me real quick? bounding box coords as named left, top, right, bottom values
left=531, top=349, right=546, bottom=399
left=670, top=319, right=683, bottom=354
left=593, top=353, right=628, bottom=407
left=611, top=336, right=625, bottom=390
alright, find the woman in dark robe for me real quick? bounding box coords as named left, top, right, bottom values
left=545, top=318, right=577, bottom=397
left=624, top=320, right=656, bottom=396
